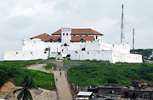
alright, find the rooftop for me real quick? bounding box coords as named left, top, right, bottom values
left=78, top=91, right=93, bottom=96
left=52, top=28, right=103, bottom=35
left=31, top=33, right=95, bottom=42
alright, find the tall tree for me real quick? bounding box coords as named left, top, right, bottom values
left=13, top=75, right=38, bottom=100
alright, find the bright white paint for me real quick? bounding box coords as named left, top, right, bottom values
left=4, top=28, right=142, bottom=63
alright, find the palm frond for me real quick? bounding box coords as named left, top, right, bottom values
left=13, top=88, right=23, bottom=94
left=17, top=90, right=24, bottom=100
left=27, top=89, right=33, bottom=100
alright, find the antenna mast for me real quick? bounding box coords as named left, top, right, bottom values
left=132, top=28, right=135, bottom=53
left=121, top=4, right=124, bottom=43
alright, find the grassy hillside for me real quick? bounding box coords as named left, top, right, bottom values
left=0, top=60, right=55, bottom=90
left=67, top=62, right=153, bottom=87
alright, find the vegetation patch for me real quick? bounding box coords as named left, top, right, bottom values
left=67, top=63, right=153, bottom=87
left=45, top=63, right=57, bottom=70
left=1, top=59, right=44, bottom=68
left=0, top=60, right=55, bottom=90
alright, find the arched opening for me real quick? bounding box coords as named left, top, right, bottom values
left=64, top=43, right=67, bottom=46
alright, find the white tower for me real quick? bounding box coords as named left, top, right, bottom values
left=61, top=27, right=71, bottom=46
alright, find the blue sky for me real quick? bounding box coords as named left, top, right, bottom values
left=0, top=0, right=153, bottom=61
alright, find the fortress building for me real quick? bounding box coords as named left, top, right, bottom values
left=4, top=28, right=142, bottom=63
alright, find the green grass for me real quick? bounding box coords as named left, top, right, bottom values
left=0, top=60, right=55, bottom=90
left=67, top=63, right=153, bottom=87
left=1, top=59, right=44, bottom=68
left=45, top=63, right=57, bottom=70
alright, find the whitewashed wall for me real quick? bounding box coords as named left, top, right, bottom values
left=69, top=50, right=113, bottom=62
left=22, top=39, right=45, bottom=51
left=113, top=43, right=129, bottom=53
left=45, top=42, right=61, bottom=52
left=112, top=52, right=142, bottom=63
left=101, top=41, right=113, bottom=50
left=86, top=40, right=101, bottom=51
left=69, top=42, right=86, bottom=51
left=121, top=53, right=142, bottom=63
left=4, top=51, right=48, bottom=60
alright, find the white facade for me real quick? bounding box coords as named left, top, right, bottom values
left=4, top=50, right=48, bottom=60
left=4, top=28, right=142, bottom=63
left=61, top=28, right=71, bottom=46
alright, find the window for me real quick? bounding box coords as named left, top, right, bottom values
left=57, top=38, right=61, bottom=42
left=63, top=33, right=65, bottom=36
left=66, top=33, right=68, bottom=36
left=49, top=38, right=53, bottom=42
left=96, top=35, right=98, bottom=39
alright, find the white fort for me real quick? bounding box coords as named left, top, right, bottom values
left=4, top=28, right=142, bottom=63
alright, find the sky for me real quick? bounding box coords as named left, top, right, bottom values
left=0, top=0, right=153, bottom=61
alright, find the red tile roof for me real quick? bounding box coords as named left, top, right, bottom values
left=31, top=33, right=51, bottom=39
left=31, top=33, right=61, bottom=41
left=52, top=28, right=103, bottom=35
left=31, top=33, right=94, bottom=42
left=71, top=36, right=94, bottom=41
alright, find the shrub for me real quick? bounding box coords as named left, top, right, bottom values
left=45, top=63, right=57, bottom=70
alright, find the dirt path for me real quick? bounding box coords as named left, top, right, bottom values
left=51, top=61, right=73, bottom=100
left=27, top=60, right=73, bottom=100
left=28, top=64, right=50, bottom=73
left=54, top=71, right=72, bottom=100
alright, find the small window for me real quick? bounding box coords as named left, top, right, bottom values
left=73, top=35, right=75, bottom=36
left=66, top=33, right=68, bottom=36
left=96, top=35, right=98, bottom=39
left=63, top=33, right=65, bottom=36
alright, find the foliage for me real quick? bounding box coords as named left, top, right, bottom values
left=131, top=49, right=153, bottom=60
left=45, top=63, right=57, bottom=70
left=49, top=57, right=55, bottom=59
left=1, top=59, right=44, bottom=68
left=67, top=63, right=153, bottom=87
left=13, top=75, right=37, bottom=100
left=44, top=48, right=49, bottom=51
left=0, top=60, right=55, bottom=90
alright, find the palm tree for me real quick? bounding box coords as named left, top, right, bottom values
left=13, top=75, right=38, bottom=100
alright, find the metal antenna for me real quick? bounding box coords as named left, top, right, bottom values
left=121, top=4, right=124, bottom=43
left=132, top=28, right=135, bottom=53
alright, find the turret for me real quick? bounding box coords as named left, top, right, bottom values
left=61, top=28, right=71, bottom=46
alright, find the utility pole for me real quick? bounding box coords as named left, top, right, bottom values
left=121, top=4, right=125, bottom=43
left=132, top=28, right=135, bottom=54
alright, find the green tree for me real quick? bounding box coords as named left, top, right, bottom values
left=13, top=75, right=38, bottom=100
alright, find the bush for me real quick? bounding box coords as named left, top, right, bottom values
left=67, top=62, right=153, bottom=86
left=0, top=60, right=55, bottom=90
left=45, top=63, right=57, bottom=70
left=49, top=57, right=55, bottom=59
